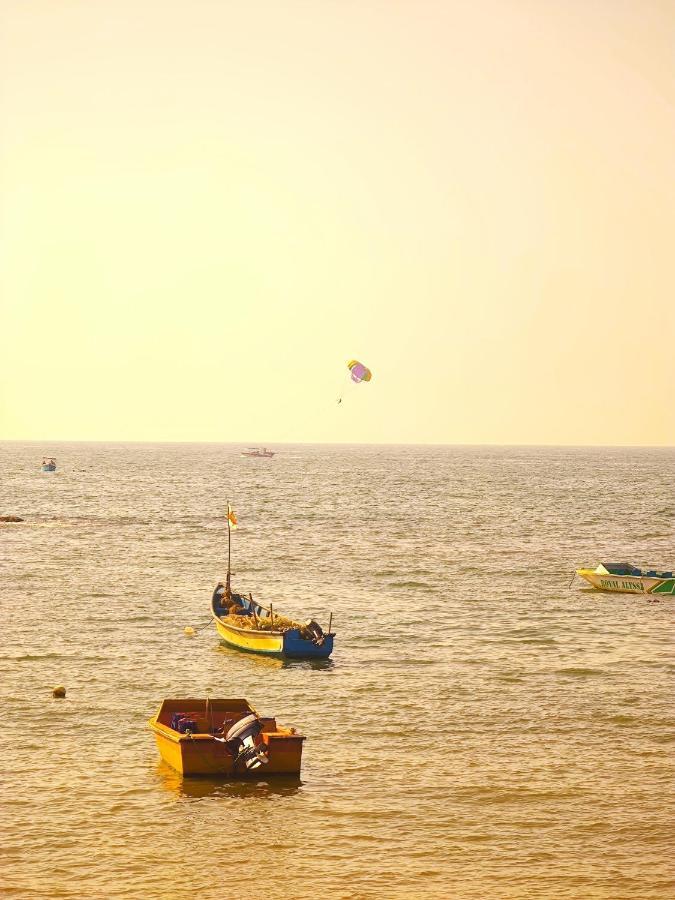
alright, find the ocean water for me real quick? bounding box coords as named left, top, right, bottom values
left=0, top=443, right=673, bottom=900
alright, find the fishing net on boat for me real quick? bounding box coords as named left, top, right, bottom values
left=223, top=613, right=300, bottom=633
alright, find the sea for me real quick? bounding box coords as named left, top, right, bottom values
left=1, top=443, right=673, bottom=899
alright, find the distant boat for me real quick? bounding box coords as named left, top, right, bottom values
left=241, top=447, right=275, bottom=458
left=210, top=502, right=335, bottom=659
left=148, top=697, right=305, bottom=777
left=575, top=563, right=675, bottom=595
left=41, top=457, right=56, bottom=472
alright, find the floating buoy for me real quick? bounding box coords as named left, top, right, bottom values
left=184, top=626, right=195, bottom=636
left=52, top=685, right=66, bottom=698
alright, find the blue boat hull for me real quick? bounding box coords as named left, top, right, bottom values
left=282, top=630, right=334, bottom=659
left=41, top=465, right=56, bottom=472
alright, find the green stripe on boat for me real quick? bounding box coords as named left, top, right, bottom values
left=652, top=579, right=675, bottom=594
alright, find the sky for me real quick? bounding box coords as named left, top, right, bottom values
left=1, top=0, right=673, bottom=445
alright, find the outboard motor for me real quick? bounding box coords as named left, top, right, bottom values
left=304, top=619, right=325, bottom=646
left=220, top=713, right=269, bottom=770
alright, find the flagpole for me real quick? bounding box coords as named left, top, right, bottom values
left=226, top=500, right=232, bottom=599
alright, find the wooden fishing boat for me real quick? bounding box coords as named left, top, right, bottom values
left=149, top=698, right=305, bottom=777
left=41, top=457, right=56, bottom=472
left=211, top=503, right=335, bottom=659
left=212, top=594, right=335, bottom=658
left=575, top=563, right=675, bottom=595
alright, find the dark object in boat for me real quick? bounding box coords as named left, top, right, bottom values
left=601, top=563, right=643, bottom=577
left=220, top=713, right=269, bottom=770
left=171, top=714, right=199, bottom=734
left=301, top=619, right=326, bottom=645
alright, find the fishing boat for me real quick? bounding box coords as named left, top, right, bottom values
left=149, top=697, right=305, bottom=777
left=575, top=563, right=675, bottom=595
left=241, top=447, right=275, bottom=458
left=210, top=503, right=335, bottom=659
left=41, top=457, right=56, bottom=472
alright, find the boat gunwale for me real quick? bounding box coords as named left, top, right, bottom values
left=212, top=612, right=286, bottom=638
left=148, top=715, right=306, bottom=743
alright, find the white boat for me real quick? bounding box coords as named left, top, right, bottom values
left=575, top=563, right=675, bottom=595
left=241, top=447, right=275, bottom=458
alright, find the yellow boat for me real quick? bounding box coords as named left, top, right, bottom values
left=148, top=698, right=305, bottom=777
left=575, top=562, right=675, bottom=595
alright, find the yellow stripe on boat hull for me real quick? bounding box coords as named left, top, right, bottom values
left=214, top=617, right=285, bottom=655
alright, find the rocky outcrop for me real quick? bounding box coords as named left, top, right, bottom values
left=0, top=515, right=24, bottom=522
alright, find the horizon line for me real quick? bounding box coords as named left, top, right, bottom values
left=1, top=439, right=673, bottom=450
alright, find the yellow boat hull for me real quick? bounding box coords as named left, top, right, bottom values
left=576, top=569, right=666, bottom=594
left=214, top=616, right=285, bottom=655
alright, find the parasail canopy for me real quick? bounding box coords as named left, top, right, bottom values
left=347, top=360, right=372, bottom=384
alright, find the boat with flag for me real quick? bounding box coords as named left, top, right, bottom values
left=574, top=562, right=675, bottom=595
left=210, top=504, right=335, bottom=659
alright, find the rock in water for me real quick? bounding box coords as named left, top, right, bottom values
left=0, top=515, right=24, bottom=523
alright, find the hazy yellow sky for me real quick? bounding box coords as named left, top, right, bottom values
left=1, top=0, right=673, bottom=444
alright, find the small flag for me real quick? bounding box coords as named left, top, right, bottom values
left=227, top=505, right=238, bottom=529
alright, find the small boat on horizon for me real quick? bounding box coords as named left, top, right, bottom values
left=575, top=562, right=675, bottom=595
left=210, top=503, right=335, bottom=659
left=241, top=447, right=275, bottom=458
left=149, top=697, right=305, bottom=777
left=41, top=457, right=56, bottom=472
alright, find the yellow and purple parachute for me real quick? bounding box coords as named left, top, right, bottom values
left=347, top=360, right=372, bottom=384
